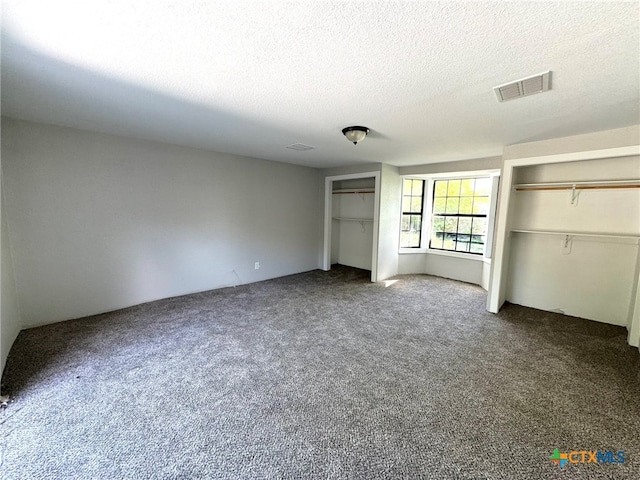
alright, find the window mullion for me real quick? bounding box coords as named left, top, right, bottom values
left=422, top=179, right=434, bottom=249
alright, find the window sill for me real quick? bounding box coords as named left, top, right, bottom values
left=398, top=248, right=489, bottom=262
left=425, top=248, right=486, bottom=261
left=399, top=248, right=429, bottom=254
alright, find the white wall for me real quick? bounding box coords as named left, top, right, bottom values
left=507, top=234, right=637, bottom=325
left=398, top=252, right=487, bottom=286
left=398, top=156, right=502, bottom=176
left=1, top=118, right=321, bottom=327
left=376, top=164, right=401, bottom=281
left=425, top=253, right=484, bottom=285
left=502, top=126, right=640, bottom=161
left=1, top=168, right=22, bottom=374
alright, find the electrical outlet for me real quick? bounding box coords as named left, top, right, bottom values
left=254, top=262, right=260, bottom=270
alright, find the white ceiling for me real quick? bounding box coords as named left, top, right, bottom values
left=2, top=1, right=639, bottom=168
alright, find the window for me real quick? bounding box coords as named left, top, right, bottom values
left=399, top=176, right=494, bottom=255
left=429, top=178, right=490, bottom=254
left=400, top=179, right=425, bottom=248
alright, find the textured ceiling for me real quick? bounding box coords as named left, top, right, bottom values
left=2, top=1, right=639, bottom=168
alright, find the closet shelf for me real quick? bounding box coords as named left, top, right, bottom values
left=332, top=217, right=374, bottom=222
left=511, top=229, right=640, bottom=242
left=514, top=179, right=640, bottom=191
left=332, top=189, right=375, bottom=194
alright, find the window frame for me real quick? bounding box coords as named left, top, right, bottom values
left=400, top=178, right=426, bottom=249
left=398, top=172, right=500, bottom=258
left=429, top=178, right=491, bottom=255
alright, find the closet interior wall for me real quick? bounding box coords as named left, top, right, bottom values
left=331, top=178, right=375, bottom=271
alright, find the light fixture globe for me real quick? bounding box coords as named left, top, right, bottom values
left=342, top=126, right=370, bottom=145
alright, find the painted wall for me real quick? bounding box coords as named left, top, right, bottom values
left=322, top=163, right=381, bottom=178
left=398, top=156, right=502, bottom=176
left=502, top=126, right=640, bottom=160
left=1, top=172, right=22, bottom=374
left=1, top=118, right=321, bottom=327
left=376, top=164, right=401, bottom=281
left=398, top=252, right=487, bottom=286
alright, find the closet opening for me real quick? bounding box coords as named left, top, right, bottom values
left=323, top=172, right=380, bottom=282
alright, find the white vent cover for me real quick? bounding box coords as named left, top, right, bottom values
left=286, top=143, right=315, bottom=151
left=494, top=71, right=551, bottom=102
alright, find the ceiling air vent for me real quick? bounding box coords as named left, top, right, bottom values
left=494, top=71, right=551, bottom=102
left=286, top=143, right=315, bottom=151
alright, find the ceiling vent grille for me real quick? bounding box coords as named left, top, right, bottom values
left=494, top=71, right=551, bottom=102
left=286, top=143, right=315, bottom=151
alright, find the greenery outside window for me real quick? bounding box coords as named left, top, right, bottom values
left=429, top=178, right=490, bottom=254
left=400, top=179, right=425, bottom=248
left=399, top=176, right=495, bottom=255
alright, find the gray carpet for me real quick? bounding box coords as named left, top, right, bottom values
left=1, top=265, right=639, bottom=479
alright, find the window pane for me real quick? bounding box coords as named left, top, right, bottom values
left=433, top=198, right=446, bottom=214
left=447, top=179, right=461, bottom=196
left=445, top=197, right=459, bottom=214
left=444, top=217, right=458, bottom=233
left=432, top=216, right=445, bottom=232
left=400, top=231, right=411, bottom=248
left=458, top=217, right=472, bottom=234
left=443, top=235, right=456, bottom=250
left=459, top=197, right=473, bottom=214
left=434, top=180, right=448, bottom=197
left=409, top=231, right=420, bottom=247
left=401, top=178, right=426, bottom=247
left=474, top=178, right=491, bottom=196
left=401, top=215, right=410, bottom=231
left=456, top=241, right=470, bottom=252
left=457, top=233, right=471, bottom=243
left=426, top=176, right=490, bottom=255
left=473, top=196, right=489, bottom=214
left=410, top=215, right=422, bottom=232
left=430, top=230, right=443, bottom=249
left=470, top=242, right=484, bottom=254
left=460, top=179, right=475, bottom=196
left=400, top=214, right=421, bottom=248
left=471, top=218, right=487, bottom=235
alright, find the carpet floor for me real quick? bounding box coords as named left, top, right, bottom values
left=1, top=265, right=639, bottom=479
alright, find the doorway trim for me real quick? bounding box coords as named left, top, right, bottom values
left=323, top=171, right=381, bottom=282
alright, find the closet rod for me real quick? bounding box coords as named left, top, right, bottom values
left=514, top=179, right=640, bottom=191
left=511, top=229, right=640, bottom=241
left=515, top=185, right=640, bottom=191
left=332, top=189, right=375, bottom=194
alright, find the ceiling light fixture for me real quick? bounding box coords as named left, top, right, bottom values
left=342, top=126, right=370, bottom=145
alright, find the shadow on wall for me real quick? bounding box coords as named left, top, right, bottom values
left=1, top=30, right=302, bottom=164
left=1, top=30, right=323, bottom=328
